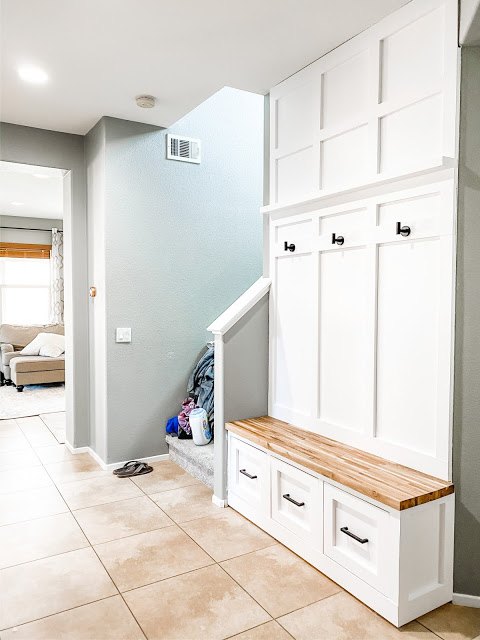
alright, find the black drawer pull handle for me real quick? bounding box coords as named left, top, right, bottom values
left=282, top=493, right=305, bottom=507
left=396, top=221, right=411, bottom=237
left=284, top=241, right=296, bottom=252
left=340, top=526, right=368, bottom=544
left=239, top=469, right=257, bottom=480
left=332, top=233, right=344, bottom=246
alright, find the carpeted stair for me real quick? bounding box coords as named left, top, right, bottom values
left=166, top=434, right=214, bottom=489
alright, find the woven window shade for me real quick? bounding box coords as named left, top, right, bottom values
left=0, top=243, right=52, bottom=259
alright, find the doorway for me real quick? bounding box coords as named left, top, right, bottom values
left=0, top=161, right=68, bottom=443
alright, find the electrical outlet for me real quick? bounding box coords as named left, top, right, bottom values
left=116, top=328, right=132, bottom=343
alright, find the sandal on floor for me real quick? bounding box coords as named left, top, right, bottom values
left=115, top=461, right=153, bottom=478
left=113, top=460, right=139, bottom=475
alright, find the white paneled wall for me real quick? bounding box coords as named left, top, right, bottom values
left=269, top=179, right=456, bottom=479
left=269, top=0, right=458, bottom=207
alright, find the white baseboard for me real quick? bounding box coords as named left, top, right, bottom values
left=65, top=441, right=90, bottom=455
left=212, top=495, right=228, bottom=508
left=453, top=593, right=480, bottom=608
left=102, top=453, right=170, bottom=472
left=65, top=441, right=169, bottom=471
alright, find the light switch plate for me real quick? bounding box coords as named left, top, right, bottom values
left=116, top=328, right=132, bottom=343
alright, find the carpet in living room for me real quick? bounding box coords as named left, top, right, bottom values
left=0, top=383, right=65, bottom=420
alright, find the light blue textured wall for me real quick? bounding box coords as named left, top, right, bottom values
left=102, top=88, right=264, bottom=462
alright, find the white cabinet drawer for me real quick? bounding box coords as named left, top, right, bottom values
left=270, top=456, right=323, bottom=550
left=324, top=484, right=394, bottom=597
left=228, top=436, right=268, bottom=514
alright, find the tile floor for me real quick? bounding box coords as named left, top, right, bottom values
left=0, top=416, right=479, bottom=640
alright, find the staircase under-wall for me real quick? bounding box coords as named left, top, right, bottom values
left=166, top=434, right=214, bottom=489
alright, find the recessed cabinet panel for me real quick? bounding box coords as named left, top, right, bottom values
left=379, top=95, right=443, bottom=175
left=378, top=192, right=441, bottom=228
left=322, top=51, right=370, bottom=129
left=273, top=253, right=315, bottom=418
left=271, top=456, right=323, bottom=549
left=376, top=238, right=440, bottom=456
left=277, top=147, right=316, bottom=204
left=324, top=484, right=393, bottom=597
left=276, top=82, right=317, bottom=152
left=275, top=219, right=314, bottom=247
left=228, top=436, right=268, bottom=515
left=321, top=125, right=369, bottom=191
left=381, top=8, right=444, bottom=104
left=320, top=208, right=369, bottom=237
left=319, top=246, right=369, bottom=433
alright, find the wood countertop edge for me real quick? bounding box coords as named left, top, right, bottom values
left=225, top=420, right=454, bottom=511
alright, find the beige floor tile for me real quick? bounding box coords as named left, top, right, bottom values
left=0, top=447, right=40, bottom=470
left=94, top=524, right=213, bottom=591
left=45, top=457, right=109, bottom=484
left=0, top=547, right=117, bottom=629
left=0, top=485, right=68, bottom=526
left=130, top=459, right=200, bottom=494
left=40, top=411, right=66, bottom=432
left=230, top=621, right=293, bottom=640
left=0, top=420, right=23, bottom=435
left=418, top=603, right=480, bottom=640
left=277, top=591, right=437, bottom=640
left=16, top=416, right=58, bottom=446
left=0, top=512, right=89, bottom=569
left=0, top=464, right=53, bottom=494
left=57, top=474, right=143, bottom=510
left=0, top=430, right=31, bottom=452
left=1, top=595, right=145, bottom=640
left=73, top=495, right=173, bottom=544
left=221, top=544, right=342, bottom=617
left=150, top=482, right=219, bottom=523
left=124, top=564, right=270, bottom=639
left=181, top=507, right=276, bottom=561
left=34, top=444, right=77, bottom=464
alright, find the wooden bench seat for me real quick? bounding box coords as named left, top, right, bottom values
left=226, top=416, right=454, bottom=510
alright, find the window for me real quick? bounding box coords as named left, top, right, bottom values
left=0, top=257, right=51, bottom=325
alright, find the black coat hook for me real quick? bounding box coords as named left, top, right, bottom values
left=396, top=221, right=411, bottom=237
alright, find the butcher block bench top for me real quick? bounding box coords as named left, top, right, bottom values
left=226, top=416, right=454, bottom=511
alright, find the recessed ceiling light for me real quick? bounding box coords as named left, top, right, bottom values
left=18, top=65, right=48, bottom=85
left=11, top=201, right=24, bottom=206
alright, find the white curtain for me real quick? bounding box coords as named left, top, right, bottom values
left=50, top=228, right=64, bottom=324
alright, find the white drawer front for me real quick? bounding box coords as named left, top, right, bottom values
left=228, top=436, right=268, bottom=513
left=270, top=457, right=322, bottom=549
left=324, top=484, right=394, bottom=597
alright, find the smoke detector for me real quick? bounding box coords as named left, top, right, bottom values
left=136, top=95, right=156, bottom=109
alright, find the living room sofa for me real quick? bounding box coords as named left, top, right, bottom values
left=0, top=324, right=65, bottom=391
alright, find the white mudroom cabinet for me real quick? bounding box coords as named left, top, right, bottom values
left=211, top=0, right=461, bottom=628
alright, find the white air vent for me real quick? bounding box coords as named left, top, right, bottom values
left=167, top=134, right=201, bottom=164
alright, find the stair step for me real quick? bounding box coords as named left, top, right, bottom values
left=166, top=434, right=214, bottom=489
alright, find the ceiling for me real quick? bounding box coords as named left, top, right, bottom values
left=1, top=0, right=409, bottom=135
left=0, top=162, right=64, bottom=219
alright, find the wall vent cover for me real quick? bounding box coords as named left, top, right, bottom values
left=167, top=134, right=201, bottom=164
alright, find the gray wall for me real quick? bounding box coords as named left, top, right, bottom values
left=224, top=295, right=269, bottom=423
left=0, top=123, right=89, bottom=447
left=87, top=87, right=264, bottom=463
left=85, top=120, right=107, bottom=460
left=0, top=215, right=63, bottom=244
left=453, top=46, right=480, bottom=597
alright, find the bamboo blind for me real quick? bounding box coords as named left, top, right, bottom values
left=0, top=242, right=52, bottom=259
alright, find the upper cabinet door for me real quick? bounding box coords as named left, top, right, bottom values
left=269, top=0, right=458, bottom=207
